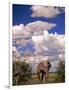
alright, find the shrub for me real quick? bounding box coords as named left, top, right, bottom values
left=13, top=61, right=32, bottom=85
left=55, top=60, right=65, bottom=82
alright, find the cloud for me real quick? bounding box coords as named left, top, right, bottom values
left=32, top=30, right=65, bottom=58
left=12, top=21, right=56, bottom=47
left=12, top=24, right=32, bottom=47
left=12, top=46, right=17, bottom=52
left=25, top=21, right=56, bottom=33
left=13, top=21, right=56, bottom=39
left=12, top=24, right=31, bottom=40
left=13, top=39, right=31, bottom=47
left=31, top=6, right=63, bottom=18
left=12, top=46, right=21, bottom=61
left=12, top=23, right=64, bottom=62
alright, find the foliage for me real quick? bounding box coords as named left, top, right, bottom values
left=13, top=61, right=32, bottom=85
left=55, top=60, right=65, bottom=82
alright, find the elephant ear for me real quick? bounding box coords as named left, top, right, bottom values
left=48, top=61, right=51, bottom=68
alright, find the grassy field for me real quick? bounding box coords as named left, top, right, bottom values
left=21, top=72, right=64, bottom=85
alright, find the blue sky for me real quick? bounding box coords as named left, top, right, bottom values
left=12, top=4, right=65, bottom=55
left=13, top=4, right=65, bottom=34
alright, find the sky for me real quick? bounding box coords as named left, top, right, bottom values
left=13, top=4, right=65, bottom=34
left=12, top=4, right=65, bottom=68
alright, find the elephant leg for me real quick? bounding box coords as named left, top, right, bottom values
left=44, top=72, right=46, bottom=81
left=46, top=70, right=48, bottom=81
left=37, top=72, right=40, bottom=81
left=41, top=70, right=44, bottom=82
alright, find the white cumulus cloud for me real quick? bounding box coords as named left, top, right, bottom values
left=12, top=24, right=31, bottom=40
left=12, top=46, right=21, bottom=61
left=32, top=30, right=65, bottom=58
left=31, top=6, right=63, bottom=18
left=12, top=21, right=56, bottom=46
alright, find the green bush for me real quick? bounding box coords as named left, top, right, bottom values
left=13, top=61, right=32, bottom=85
left=55, top=60, right=65, bottom=82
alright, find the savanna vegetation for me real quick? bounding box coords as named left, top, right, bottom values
left=13, top=60, right=65, bottom=85
left=13, top=61, right=32, bottom=85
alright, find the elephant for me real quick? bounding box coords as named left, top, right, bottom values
left=36, top=60, right=51, bottom=82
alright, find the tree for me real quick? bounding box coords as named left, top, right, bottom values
left=13, top=61, right=32, bottom=85
left=55, top=60, right=65, bottom=82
